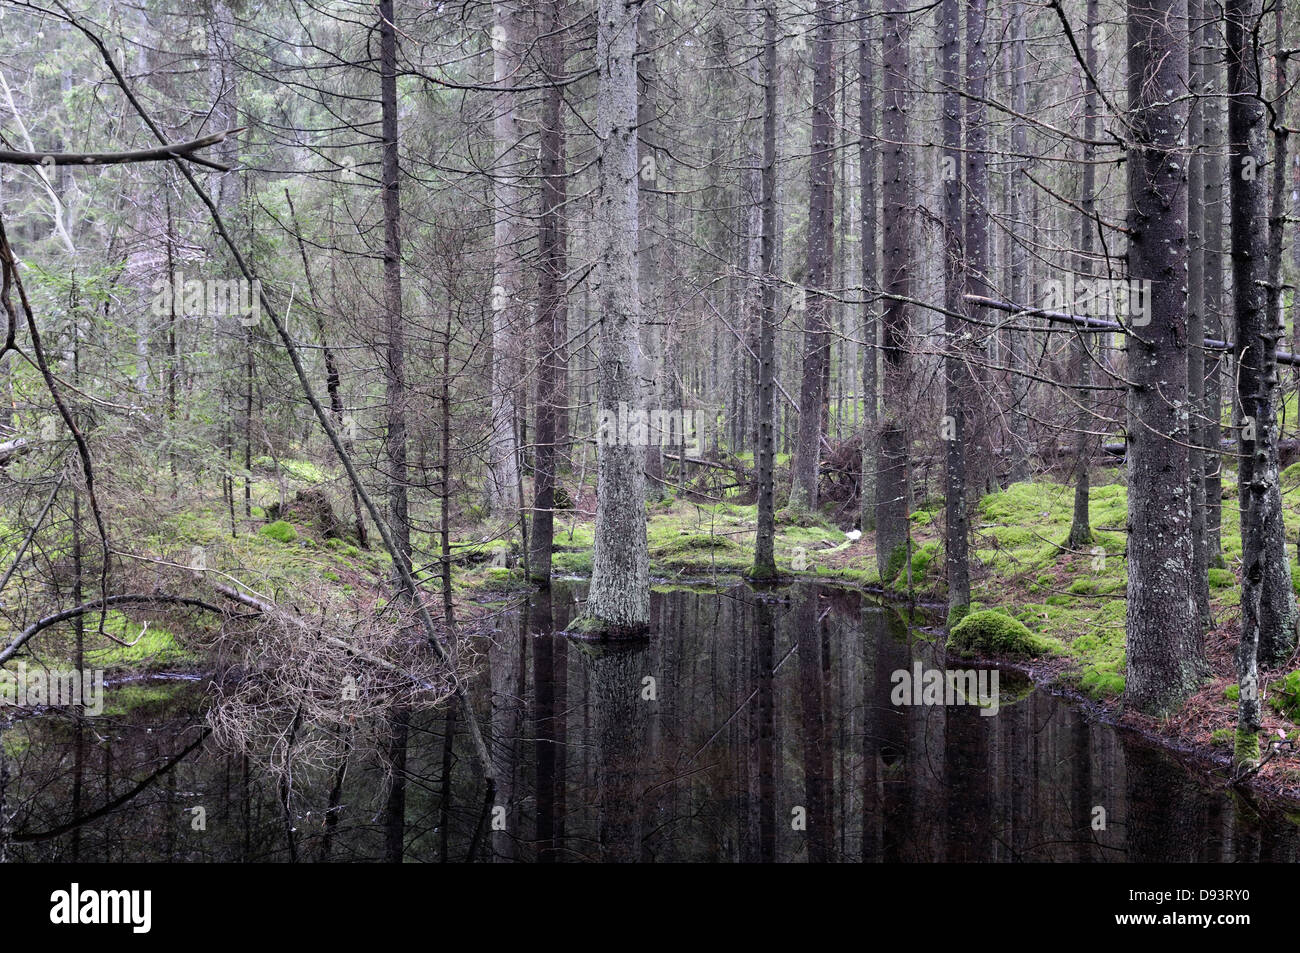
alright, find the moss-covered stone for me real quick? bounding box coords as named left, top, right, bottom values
left=948, top=609, right=1052, bottom=658
left=259, top=520, right=298, bottom=544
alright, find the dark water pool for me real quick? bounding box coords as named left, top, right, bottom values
left=3, top=581, right=1297, bottom=862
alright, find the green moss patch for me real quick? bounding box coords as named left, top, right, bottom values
left=1268, top=670, right=1300, bottom=721
left=948, top=609, right=1057, bottom=658
left=259, top=520, right=298, bottom=544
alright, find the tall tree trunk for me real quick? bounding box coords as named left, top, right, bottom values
left=1124, top=0, right=1206, bottom=715
left=1203, top=19, right=1226, bottom=569
left=639, top=7, right=666, bottom=502
left=1007, top=0, right=1032, bottom=485
left=1259, top=2, right=1297, bottom=664
left=1186, top=0, right=1209, bottom=620
left=378, top=0, right=409, bottom=861
left=1228, top=0, right=1296, bottom=750
left=752, top=0, right=779, bottom=578
left=875, top=0, right=912, bottom=579
left=530, top=0, right=568, bottom=583
left=379, top=0, right=408, bottom=569
left=787, top=0, right=836, bottom=515
left=859, top=0, right=879, bottom=533
left=582, top=0, right=649, bottom=634
left=489, top=0, right=524, bottom=518
left=1067, top=0, right=1097, bottom=548
left=963, top=0, right=991, bottom=493
left=939, top=0, right=969, bottom=617
left=1228, top=0, right=1268, bottom=765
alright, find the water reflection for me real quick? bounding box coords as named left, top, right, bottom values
left=3, top=581, right=1298, bottom=862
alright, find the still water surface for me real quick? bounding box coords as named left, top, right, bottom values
left=2, top=581, right=1296, bottom=861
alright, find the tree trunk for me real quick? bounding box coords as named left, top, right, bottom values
left=753, top=0, right=779, bottom=578
left=1203, top=18, right=1226, bottom=569
left=963, top=0, right=991, bottom=493
left=638, top=7, right=666, bottom=502
left=875, top=0, right=912, bottom=579
left=1228, top=0, right=1295, bottom=732
left=582, top=0, right=649, bottom=634
left=380, top=0, right=409, bottom=570
left=488, top=0, right=525, bottom=518
left=1124, top=0, right=1206, bottom=715
left=530, top=0, right=568, bottom=583
left=1186, top=0, right=1209, bottom=620
left=787, top=0, right=836, bottom=515
left=1007, top=0, right=1032, bottom=485
left=1259, top=1, right=1297, bottom=664
left=1067, top=0, right=1097, bottom=549
left=859, top=0, right=879, bottom=533
left=378, top=0, right=409, bottom=860
left=939, top=0, right=969, bottom=617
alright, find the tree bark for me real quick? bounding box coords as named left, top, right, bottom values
left=1007, top=0, right=1032, bottom=485
left=939, top=0, right=969, bottom=617
left=1186, top=0, right=1209, bottom=620
left=530, top=0, right=569, bottom=584
left=1259, top=4, right=1297, bottom=664
left=1203, top=24, right=1226, bottom=570
left=1124, top=0, right=1207, bottom=715
left=875, top=0, right=912, bottom=579
left=753, top=0, right=779, bottom=578
left=859, top=0, right=879, bottom=532
left=582, top=0, right=650, bottom=634
left=1067, top=0, right=1097, bottom=549
left=380, top=0, right=409, bottom=572
left=963, top=0, right=991, bottom=493
left=489, top=0, right=525, bottom=518
left=788, top=0, right=836, bottom=515
left=1228, top=0, right=1294, bottom=736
